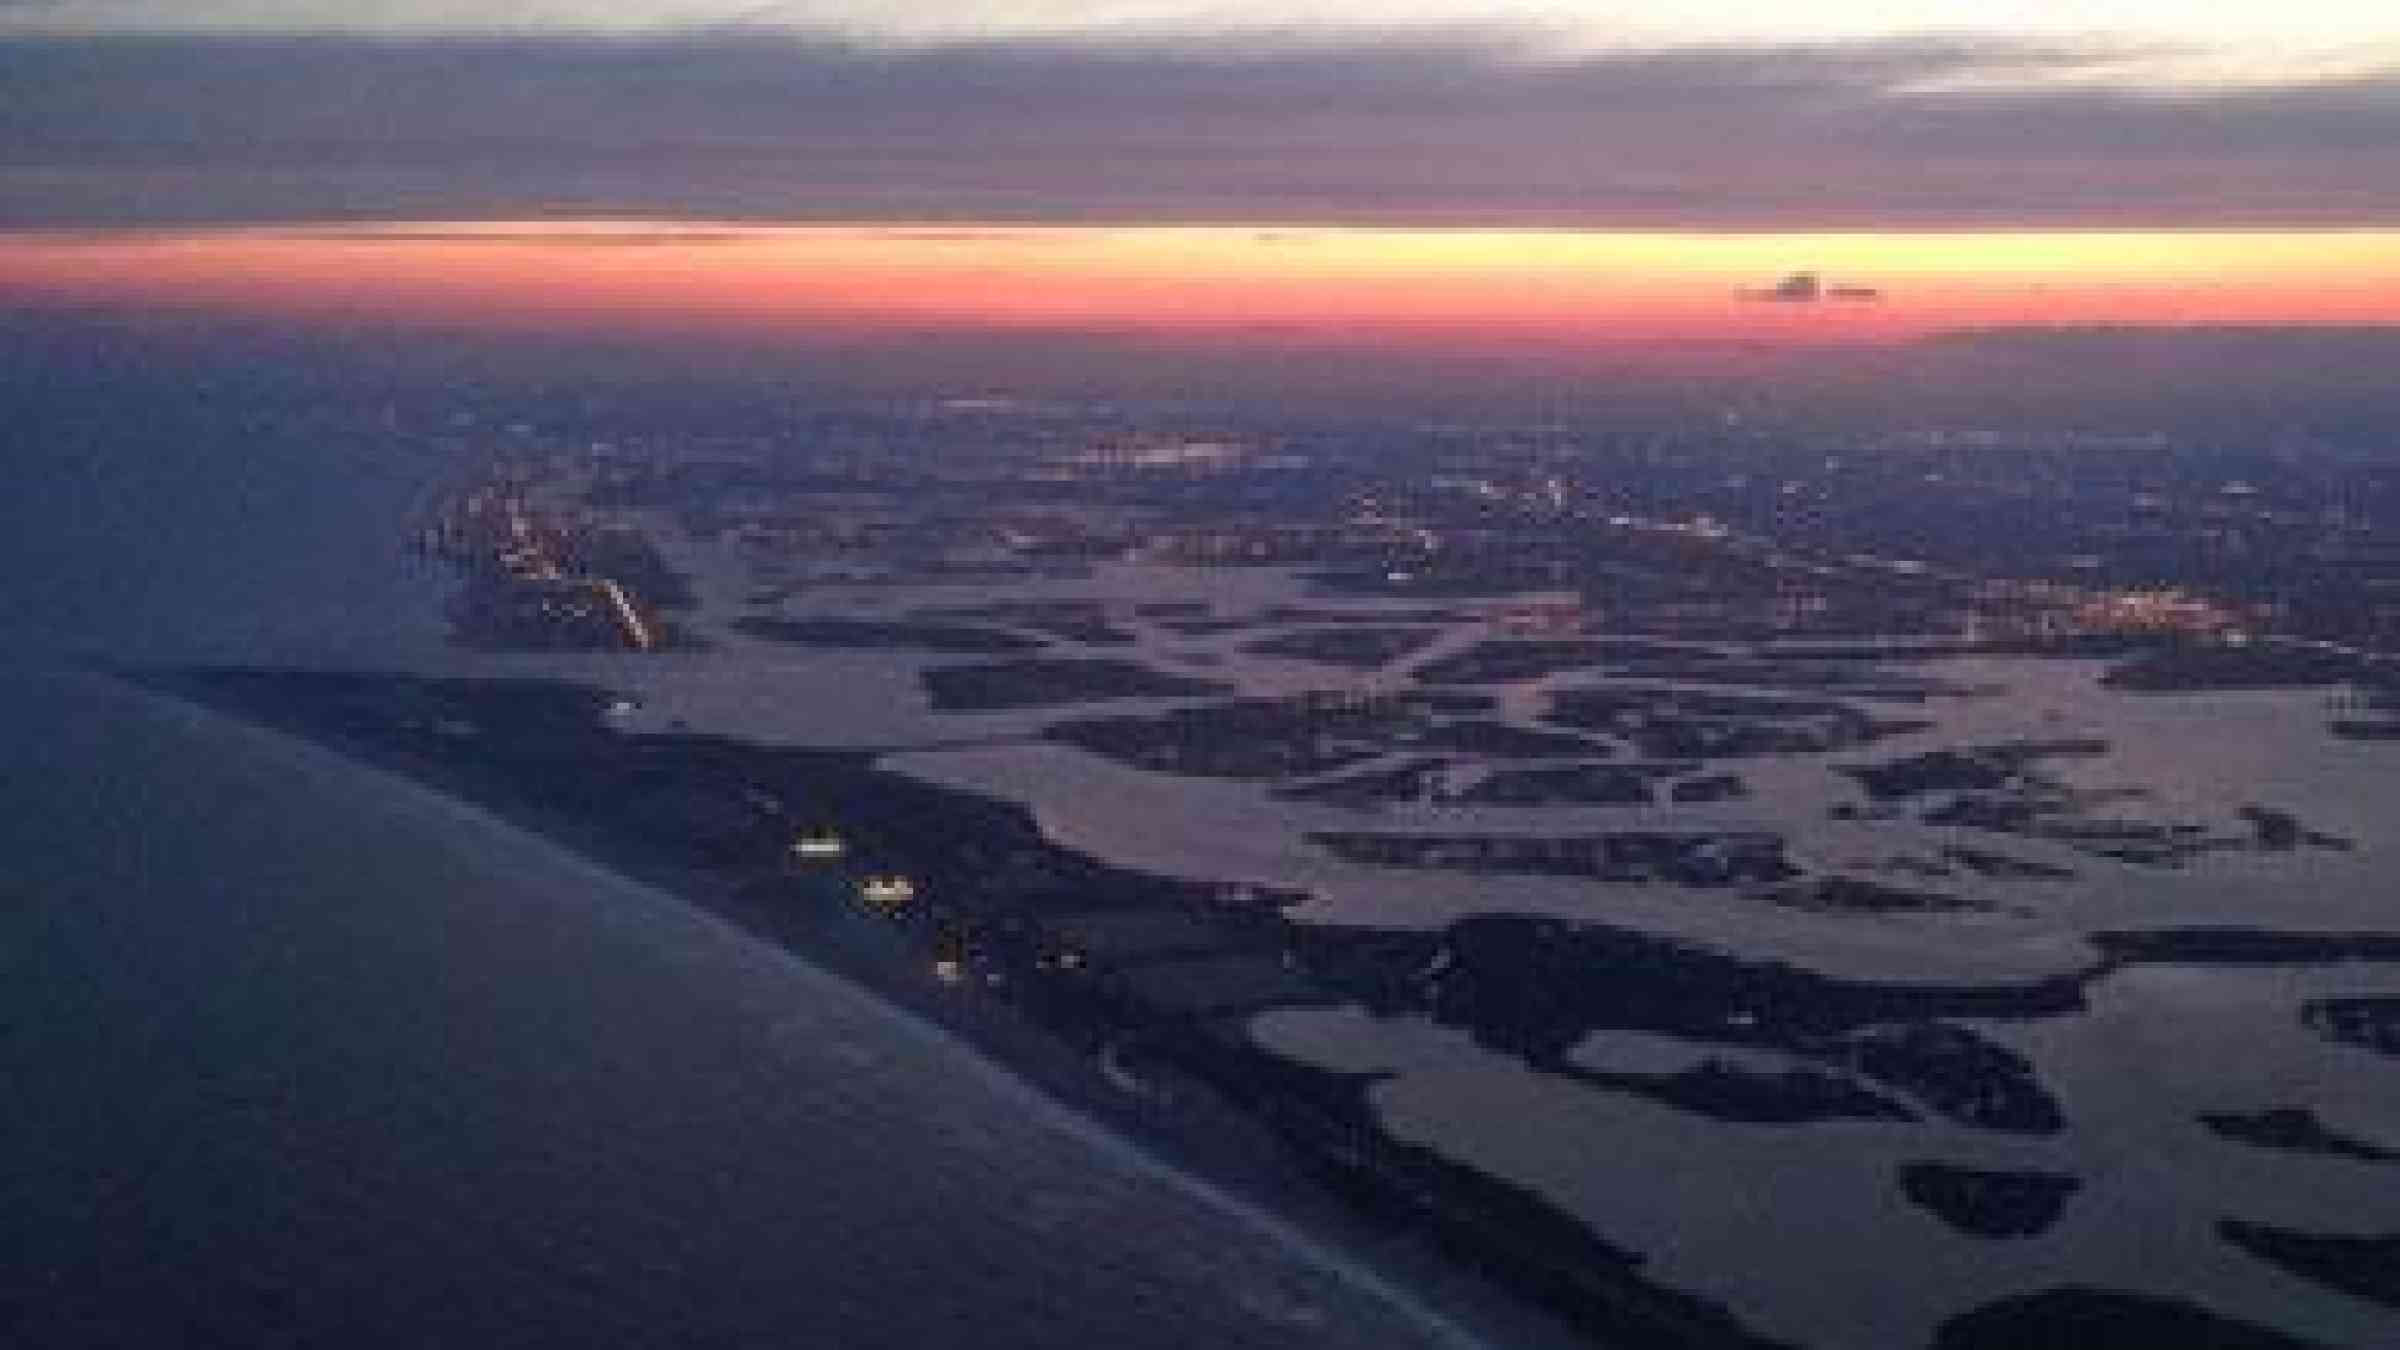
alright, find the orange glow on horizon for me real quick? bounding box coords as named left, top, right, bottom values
left=2, top=222, right=2394, bottom=356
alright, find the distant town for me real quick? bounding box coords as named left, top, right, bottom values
left=423, top=399, right=2400, bottom=687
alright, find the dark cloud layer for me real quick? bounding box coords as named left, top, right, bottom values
left=1, top=32, right=2396, bottom=227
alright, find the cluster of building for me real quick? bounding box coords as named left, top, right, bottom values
left=1964, top=578, right=2245, bottom=642
left=419, top=482, right=665, bottom=651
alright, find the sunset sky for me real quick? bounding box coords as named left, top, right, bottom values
left=4, top=224, right=2396, bottom=352
left=3, top=4, right=2394, bottom=355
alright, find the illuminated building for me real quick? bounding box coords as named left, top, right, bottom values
left=790, top=829, right=847, bottom=861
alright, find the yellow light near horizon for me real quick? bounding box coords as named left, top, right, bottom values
left=1, top=222, right=2394, bottom=348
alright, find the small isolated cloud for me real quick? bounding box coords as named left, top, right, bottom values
left=1742, top=271, right=1820, bottom=302
left=1740, top=272, right=1882, bottom=302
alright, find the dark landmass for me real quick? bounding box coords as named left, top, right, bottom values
left=2302, top=997, right=2400, bottom=1057
left=1045, top=691, right=1499, bottom=781
left=1555, top=1059, right=1918, bottom=1127
left=1839, top=1022, right=2065, bottom=1133
left=1294, top=913, right=2075, bottom=1135
left=1308, top=830, right=1796, bottom=886
left=2330, top=718, right=2400, bottom=741
left=1209, top=1052, right=1804, bottom=1350
left=1752, top=875, right=1992, bottom=915
left=1839, top=739, right=2109, bottom=799
left=729, top=616, right=1045, bottom=653
left=1934, top=1288, right=2327, bottom=1350
left=1669, top=773, right=1749, bottom=803
left=1598, top=659, right=1977, bottom=702
left=1910, top=776, right=2312, bottom=869
left=1412, top=721, right=1617, bottom=758
left=1272, top=751, right=1685, bottom=810
left=2102, top=643, right=2362, bottom=692
left=1273, top=757, right=1453, bottom=809
left=1415, top=640, right=1718, bottom=686
left=921, top=658, right=1230, bottom=711
left=1942, top=846, right=2076, bottom=880
left=1873, top=852, right=1960, bottom=882
left=2219, top=1222, right=2400, bottom=1310
left=918, top=599, right=1138, bottom=645
left=1415, top=690, right=1507, bottom=715
left=2199, top=1108, right=2400, bottom=1164
left=1845, top=749, right=2013, bottom=798
left=1244, top=626, right=1444, bottom=670
left=1262, top=605, right=1478, bottom=626
left=1897, top=1163, right=2080, bottom=1238
left=1448, top=763, right=1689, bottom=808
left=132, top=666, right=1794, bottom=1350
left=2243, top=805, right=2304, bottom=850
left=1543, top=685, right=1931, bottom=759
left=1743, top=642, right=1971, bottom=663
left=2238, top=805, right=2354, bottom=852
left=1310, top=828, right=1995, bottom=915
left=1918, top=796, right=2220, bottom=869
left=2091, top=928, right=2400, bottom=968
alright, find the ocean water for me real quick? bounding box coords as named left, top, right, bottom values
left=1, top=668, right=1477, bottom=1348
left=0, top=399, right=1477, bottom=1348
left=0, top=389, right=457, bottom=666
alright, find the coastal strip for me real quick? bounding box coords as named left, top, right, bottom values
left=118, top=664, right=1788, bottom=1350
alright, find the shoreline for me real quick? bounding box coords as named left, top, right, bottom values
left=119, top=663, right=1786, bottom=1350
left=117, top=662, right=2396, bottom=1349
